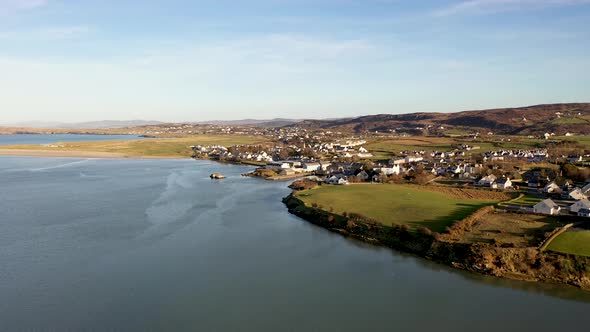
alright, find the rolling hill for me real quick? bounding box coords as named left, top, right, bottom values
left=290, top=103, right=590, bottom=135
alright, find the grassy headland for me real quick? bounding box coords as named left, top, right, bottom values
left=294, top=184, right=507, bottom=232
left=284, top=184, right=590, bottom=289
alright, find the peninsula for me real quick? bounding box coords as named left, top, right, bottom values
left=2, top=103, right=590, bottom=289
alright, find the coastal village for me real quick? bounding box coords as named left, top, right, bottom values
left=190, top=129, right=590, bottom=218
left=2, top=104, right=590, bottom=289
left=180, top=116, right=590, bottom=288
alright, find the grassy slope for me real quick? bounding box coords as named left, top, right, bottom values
left=365, top=137, right=454, bottom=157
left=295, top=184, right=499, bottom=232
left=550, top=117, right=588, bottom=125
left=547, top=230, right=590, bottom=257
left=0, top=135, right=266, bottom=158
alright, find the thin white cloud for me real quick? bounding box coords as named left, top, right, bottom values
left=435, top=0, right=590, bottom=16
left=0, top=0, right=47, bottom=12
left=0, top=26, right=90, bottom=41
left=130, top=34, right=378, bottom=73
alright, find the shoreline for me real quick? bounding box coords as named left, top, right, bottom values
left=0, top=149, right=188, bottom=160
left=282, top=193, right=590, bottom=290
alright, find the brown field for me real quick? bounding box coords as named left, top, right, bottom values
left=448, top=212, right=564, bottom=247
left=413, top=185, right=514, bottom=200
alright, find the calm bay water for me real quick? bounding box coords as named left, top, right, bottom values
left=0, top=134, right=143, bottom=146
left=1, top=135, right=590, bottom=331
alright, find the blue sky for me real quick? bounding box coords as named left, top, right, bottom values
left=1, top=0, right=589, bottom=122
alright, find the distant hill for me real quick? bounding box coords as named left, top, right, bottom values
left=4, top=120, right=164, bottom=129
left=290, top=103, right=590, bottom=135
left=194, top=118, right=302, bottom=128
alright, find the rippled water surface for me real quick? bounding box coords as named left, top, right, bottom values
left=0, top=155, right=589, bottom=331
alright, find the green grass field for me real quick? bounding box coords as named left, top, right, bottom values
left=0, top=135, right=266, bottom=158
left=295, top=184, right=500, bottom=232
left=550, top=117, right=588, bottom=125
left=501, top=194, right=542, bottom=208
left=547, top=230, right=590, bottom=257
left=556, top=135, right=590, bottom=149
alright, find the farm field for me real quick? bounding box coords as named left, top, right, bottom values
left=0, top=135, right=266, bottom=158
left=294, top=184, right=506, bottom=232
left=547, top=229, right=590, bottom=257
left=449, top=212, right=563, bottom=247
left=365, top=137, right=455, bottom=158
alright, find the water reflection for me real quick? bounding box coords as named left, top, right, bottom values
left=305, top=218, right=590, bottom=303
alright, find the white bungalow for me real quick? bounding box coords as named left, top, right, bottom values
left=302, top=162, right=321, bottom=172
left=533, top=199, right=561, bottom=215
left=569, top=199, right=590, bottom=213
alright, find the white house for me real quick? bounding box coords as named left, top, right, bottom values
left=569, top=199, right=590, bottom=213
left=464, top=165, right=482, bottom=175
left=326, top=175, right=348, bottom=185
left=477, top=174, right=497, bottom=187
left=568, top=188, right=587, bottom=201
left=543, top=181, right=561, bottom=194
left=405, top=156, right=423, bottom=163
left=452, top=165, right=465, bottom=174
left=494, top=177, right=513, bottom=190
left=378, top=165, right=401, bottom=176
left=302, top=162, right=321, bottom=172
left=533, top=199, right=561, bottom=215
left=266, top=161, right=292, bottom=170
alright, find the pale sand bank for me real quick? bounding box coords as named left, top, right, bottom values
left=0, top=149, right=186, bottom=159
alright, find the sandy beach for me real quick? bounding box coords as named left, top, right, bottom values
left=0, top=149, right=185, bottom=159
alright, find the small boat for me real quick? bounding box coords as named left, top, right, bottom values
left=210, top=173, right=225, bottom=179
